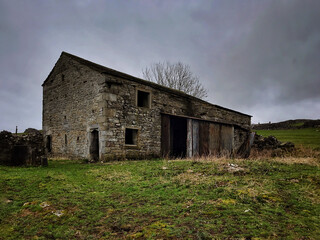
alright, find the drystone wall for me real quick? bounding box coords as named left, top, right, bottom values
left=251, top=134, right=295, bottom=157
left=43, top=55, right=106, bottom=159
left=0, top=129, right=44, bottom=166
left=102, top=74, right=251, bottom=160
left=252, top=119, right=320, bottom=130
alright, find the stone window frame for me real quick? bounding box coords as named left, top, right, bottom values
left=124, top=126, right=140, bottom=148
left=135, top=88, right=152, bottom=109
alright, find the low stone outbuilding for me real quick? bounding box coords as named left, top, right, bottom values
left=0, top=129, right=44, bottom=166
left=42, top=52, right=252, bottom=161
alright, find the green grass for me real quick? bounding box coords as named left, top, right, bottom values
left=255, top=128, right=320, bottom=149
left=291, top=122, right=304, bottom=127
left=1, top=159, right=319, bottom=239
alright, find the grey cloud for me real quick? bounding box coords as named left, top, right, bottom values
left=0, top=0, right=319, bottom=131
left=198, top=0, right=320, bottom=106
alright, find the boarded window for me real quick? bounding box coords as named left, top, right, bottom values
left=137, top=90, right=150, bottom=108
left=125, top=128, right=138, bottom=145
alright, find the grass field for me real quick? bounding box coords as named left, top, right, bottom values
left=1, top=158, right=320, bottom=239
left=255, top=128, right=320, bottom=149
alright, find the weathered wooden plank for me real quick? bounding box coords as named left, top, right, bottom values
left=209, top=123, right=220, bottom=155
left=161, top=115, right=170, bottom=157
left=220, top=125, right=234, bottom=156
left=199, top=121, right=210, bottom=156
left=187, top=119, right=193, bottom=158
left=192, top=120, right=199, bottom=156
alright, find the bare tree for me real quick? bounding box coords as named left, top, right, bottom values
left=142, top=61, right=207, bottom=99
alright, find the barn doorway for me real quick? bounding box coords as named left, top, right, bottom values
left=90, top=129, right=99, bottom=161
left=170, top=116, right=187, bottom=158
left=12, top=145, right=29, bottom=166
left=46, top=135, right=52, bottom=153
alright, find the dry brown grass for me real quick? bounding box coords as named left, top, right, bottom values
left=249, top=146, right=320, bottom=166
left=173, top=172, right=210, bottom=185
left=270, top=157, right=320, bottom=166
left=168, top=146, right=320, bottom=167
left=86, top=168, right=133, bottom=182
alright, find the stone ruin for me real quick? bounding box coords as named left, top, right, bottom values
left=251, top=134, right=295, bottom=157
left=0, top=128, right=46, bottom=166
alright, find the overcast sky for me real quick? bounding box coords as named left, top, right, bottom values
left=1, top=0, right=319, bottom=132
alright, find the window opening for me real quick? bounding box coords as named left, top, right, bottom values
left=65, top=134, right=67, bottom=146
left=125, top=128, right=138, bottom=145
left=137, top=90, right=150, bottom=108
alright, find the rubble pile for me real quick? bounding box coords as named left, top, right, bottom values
left=252, top=134, right=295, bottom=157
left=0, top=129, right=45, bottom=166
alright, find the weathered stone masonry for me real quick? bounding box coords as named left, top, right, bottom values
left=42, top=52, right=251, bottom=161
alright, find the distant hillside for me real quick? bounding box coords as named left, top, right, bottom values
left=252, top=119, right=320, bottom=130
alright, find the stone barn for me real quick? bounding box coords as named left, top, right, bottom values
left=42, top=52, right=251, bottom=161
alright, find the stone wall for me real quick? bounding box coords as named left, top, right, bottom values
left=102, top=74, right=251, bottom=160
left=0, top=129, right=44, bottom=166
left=42, top=52, right=251, bottom=161
left=252, top=119, right=320, bottom=130
left=43, top=54, right=105, bottom=159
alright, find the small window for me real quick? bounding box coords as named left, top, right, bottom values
left=125, top=128, right=138, bottom=145
left=65, top=134, right=67, bottom=146
left=137, top=90, right=150, bottom=108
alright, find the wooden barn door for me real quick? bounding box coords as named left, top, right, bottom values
left=199, top=121, right=210, bottom=156
left=220, top=125, right=234, bottom=156
left=187, top=119, right=193, bottom=158
left=161, top=115, right=235, bottom=158
left=161, top=114, right=188, bottom=158
left=209, top=123, right=221, bottom=156
left=161, top=115, right=170, bottom=157
left=186, top=119, right=200, bottom=157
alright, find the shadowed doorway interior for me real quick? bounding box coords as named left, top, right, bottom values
left=170, top=116, right=187, bottom=158
left=90, top=129, right=99, bottom=161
